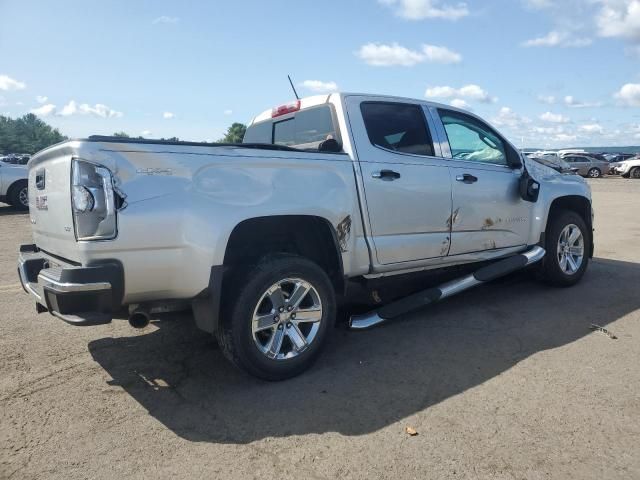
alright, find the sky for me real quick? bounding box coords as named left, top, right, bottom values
left=1, top=0, right=640, bottom=148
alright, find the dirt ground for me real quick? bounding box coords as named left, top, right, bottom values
left=1, top=178, right=639, bottom=480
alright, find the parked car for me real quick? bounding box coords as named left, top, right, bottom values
left=0, top=160, right=28, bottom=209
left=561, top=154, right=609, bottom=178
left=614, top=157, right=640, bottom=178
left=608, top=154, right=638, bottom=174
left=17, top=93, right=593, bottom=380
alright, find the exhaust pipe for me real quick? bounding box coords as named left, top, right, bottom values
left=128, top=307, right=151, bottom=329
left=349, top=246, right=546, bottom=330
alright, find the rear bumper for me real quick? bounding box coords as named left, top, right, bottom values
left=17, top=244, right=124, bottom=326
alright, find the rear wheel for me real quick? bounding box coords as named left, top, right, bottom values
left=8, top=181, right=28, bottom=210
left=217, top=254, right=335, bottom=381
left=630, top=167, right=640, bottom=179
left=539, top=210, right=589, bottom=287
left=587, top=168, right=601, bottom=178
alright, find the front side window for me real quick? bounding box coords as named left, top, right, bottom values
left=360, top=102, right=435, bottom=156
left=440, top=110, right=507, bottom=165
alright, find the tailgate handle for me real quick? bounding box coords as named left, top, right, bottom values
left=35, top=169, right=46, bottom=190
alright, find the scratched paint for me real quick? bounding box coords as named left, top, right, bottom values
left=336, top=215, right=352, bottom=252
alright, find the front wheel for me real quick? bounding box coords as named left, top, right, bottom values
left=630, top=167, right=640, bottom=179
left=539, top=211, right=589, bottom=287
left=217, top=254, right=336, bottom=381
left=587, top=168, right=602, bottom=178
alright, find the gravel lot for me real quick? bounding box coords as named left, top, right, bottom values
left=1, top=178, right=639, bottom=480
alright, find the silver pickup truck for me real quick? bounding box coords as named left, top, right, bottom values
left=18, top=93, right=593, bottom=380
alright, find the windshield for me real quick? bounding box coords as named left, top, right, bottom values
left=243, top=105, right=339, bottom=151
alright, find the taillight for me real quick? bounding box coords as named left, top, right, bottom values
left=272, top=100, right=301, bottom=118
left=71, top=159, right=117, bottom=240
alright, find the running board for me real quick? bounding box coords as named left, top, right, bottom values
left=349, top=246, right=546, bottom=331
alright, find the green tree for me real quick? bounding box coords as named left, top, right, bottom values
left=112, top=131, right=130, bottom=138
left=0, top=114, right=67, bottom=154
left=218, top=122, right=246, bottom=143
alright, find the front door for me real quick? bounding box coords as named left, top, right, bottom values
left=435, top=109, right=531, bottom=255
left=346, top=97, right=452, bottom=265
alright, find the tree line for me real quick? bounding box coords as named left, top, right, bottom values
left=0, top=114, right=247, bottom=155
left=0, top=114, right=67, bottom=155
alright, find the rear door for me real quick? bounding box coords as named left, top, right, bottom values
left=564, top=155, right=590, bottom=175
left=434, top=108, right=530, bottom=255
left=346, top=96, right=452, bottom=265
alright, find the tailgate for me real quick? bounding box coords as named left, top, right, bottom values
left=29, top=151, right=77, bottom=260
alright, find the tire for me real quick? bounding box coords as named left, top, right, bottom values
left=587, top=168, right=601, bottom=178
left=8, top=181, right=28, bottom=210
left=630, top=167, right=640, bottom=179
left=217, top=254, right=336, bottom=381
left=539, top=210, right=589, bottom=287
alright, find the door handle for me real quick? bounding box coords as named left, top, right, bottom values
left=456, top=173, right=478, bottom=184
left=372, top=170, right=401, bottom=181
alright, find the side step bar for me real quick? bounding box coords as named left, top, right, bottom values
left=349, top=246, right=546, bottom=330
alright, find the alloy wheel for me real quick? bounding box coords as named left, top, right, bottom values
left=557, top=224, right=584, bottom=275
left=251, top=278, right=323, bottom=360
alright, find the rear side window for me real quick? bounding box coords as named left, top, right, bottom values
left=360, top=102, right=434, bottom=156
left=439, top=110, right=507, bottom=165
left=243, top=105, right=338, bottom=150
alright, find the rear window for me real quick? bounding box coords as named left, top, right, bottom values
left=243, top=105, right=338, bottom=150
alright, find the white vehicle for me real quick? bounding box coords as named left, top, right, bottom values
left=0, top=160, right=28, bottom=209
left=615, top=157, right=640, bottom=178
left=18, top=93, right=594, bottom=379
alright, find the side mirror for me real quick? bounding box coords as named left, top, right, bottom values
left=318, top=138, right=342, bottom=153
left=519, top=170, right=540, bottom=203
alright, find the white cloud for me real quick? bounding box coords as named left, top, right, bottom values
left=595, top=0, right=640, bottom=41
left=539, top=111, right=570, bottom=123
left=36, top=95, right=48, bottom=104
left=223, top=109, right=233, bottom=115
left=563, top=95, right=603, bottom=108
left=491, top=107, right=531, bottom=128
left=0, top=74, right=26, bottom=91
left=554, top=133, right=578, bottom=142
left=59, top=100, right=77, bottom=116
left=152, top=16, right=179, bottom=24
left=421, top=44, right=462, bottom=63
left=614, top=82, right=640, bottom=106
left=141, top=130, right=153, bottom=136
left=425, top=84, right=496, bottom=103
left=579, top=123, right=604, bottom=134
left=30, top=103, right=56, bottom=117
left=163, top=111, right=175, bottom=119
left=379, top=0, right=469, bottom=20
left=58, top=100, right=123, bottom=118
left=537, top=95, right=556, bottom=104
left=522, top=30, right=592, bottom=47
left=299, top=80, right=339, bottom=93
left=449, top=98, right=470, bottom=109
left=357, top=42, right=462, bottom=66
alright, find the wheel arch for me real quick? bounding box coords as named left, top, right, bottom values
left=223, top=215, right=345, bottom=292
left=544, top=195, right=593, bottom=257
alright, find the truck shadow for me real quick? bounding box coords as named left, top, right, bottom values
left=88, top=257, right=639, bottom=444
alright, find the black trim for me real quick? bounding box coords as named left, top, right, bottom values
left=377, top=287, right=442, bottom=319
left=86, top=135, right=304, bottom=152
left=473, top=255, right=528, bottom=282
